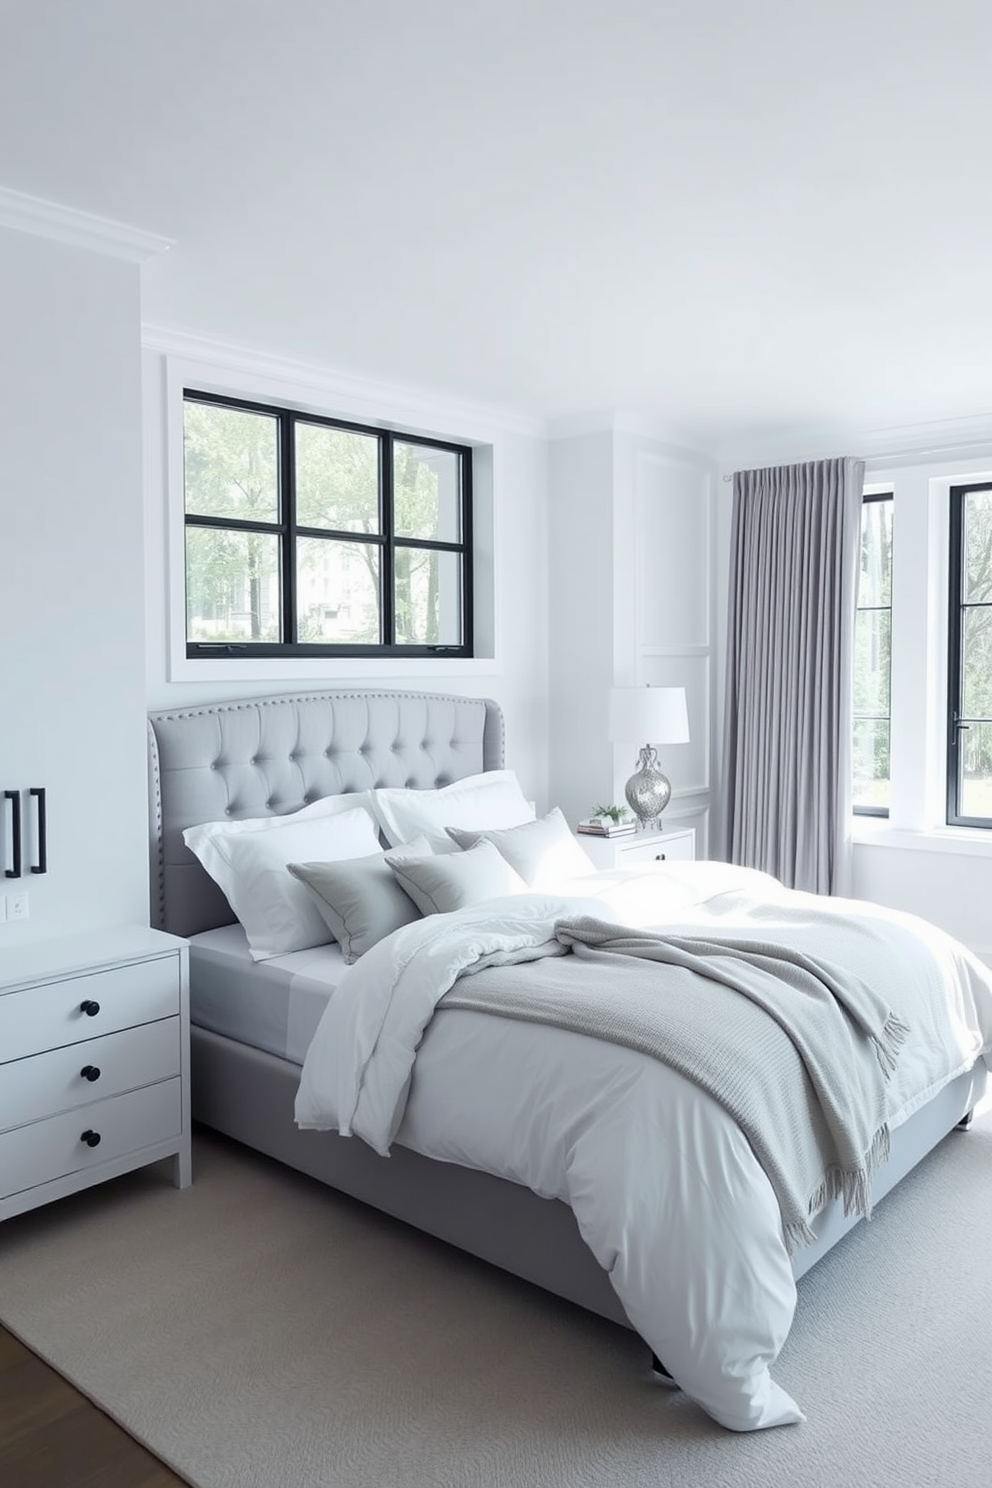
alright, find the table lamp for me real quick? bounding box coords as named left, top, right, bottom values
left=608, top=685, right=690, bottom=830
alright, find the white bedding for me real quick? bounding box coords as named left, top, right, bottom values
left=294, top=862, right=992, bottom=1433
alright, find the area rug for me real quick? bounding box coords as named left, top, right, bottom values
left=1, top=1112, right=990, bottom=1488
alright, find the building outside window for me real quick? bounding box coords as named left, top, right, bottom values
left=182, top=391, right=473, bottom=659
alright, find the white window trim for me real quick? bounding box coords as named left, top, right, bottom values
left=852, top=818, right=992, bottom=856
left=854, top=458, right=992, bottom=854
left=158, top=349, right=503, bottom=684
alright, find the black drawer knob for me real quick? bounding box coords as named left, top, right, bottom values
left=655, top=853, right=667, bottom=861
left=80, top=1129, right=101, bottom=1148
left=79, top=1000, right=101, bottom=1017
left=80, top=1065, right=101, bottom=1082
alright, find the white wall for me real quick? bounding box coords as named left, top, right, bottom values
left=548, top=420, right=717, bottom=845
left=614, top=430, right=717, bottom=854
left=547, top=429, right=616, bottom=826
left=141, top=341, right=552, bottom=811
left=6, top=204, right=983, bottom=964
left=0, top=227, right=149, bottom=944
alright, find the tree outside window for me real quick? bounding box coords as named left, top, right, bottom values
left=182, top=392, right=473, bottom=659
left=853, top=493, right=893, bottom=815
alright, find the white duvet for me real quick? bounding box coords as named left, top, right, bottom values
left=295, top=862, right=992, bottom=1432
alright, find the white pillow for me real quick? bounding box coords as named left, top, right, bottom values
left=370, top=770, right=535, bottom=851
left=447, top=807, right=595, bottom=890
left=386, top=838, right=528, bottom=916
left=183, top=796, right=381, bottom=961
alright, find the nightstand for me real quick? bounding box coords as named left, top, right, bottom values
left=575, top=825, right=696, bottom=870
left=0, top=925, right=191, bottom=1222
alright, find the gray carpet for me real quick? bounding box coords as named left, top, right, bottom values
left=0, top=1110, right=990, bottom=1488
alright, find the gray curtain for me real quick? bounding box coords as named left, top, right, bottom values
left=721, top=457, right=865, bottom=895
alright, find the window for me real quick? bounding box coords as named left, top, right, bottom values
left=853, top=492, right=893, bottom=815
left=948, top=482, right=992, bottom=827
left=182, top=391, right=473, bottom=659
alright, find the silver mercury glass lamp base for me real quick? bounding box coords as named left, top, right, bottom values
left=623, top=744, right=672, bottom=831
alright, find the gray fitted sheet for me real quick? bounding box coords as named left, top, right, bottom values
left=189, top=926, right=346, bottom=1066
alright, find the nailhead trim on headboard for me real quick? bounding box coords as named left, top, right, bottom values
left=147, top=689, right=505, bottom=938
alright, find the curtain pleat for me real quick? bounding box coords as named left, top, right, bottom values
left=721, top=457, right=865, bottom=894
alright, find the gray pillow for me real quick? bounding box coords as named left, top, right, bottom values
left=386, top=837, right=527, bottom=916
left=447, top=806, right=594, bottom=888
left=287, top=850, right=422, bottom=963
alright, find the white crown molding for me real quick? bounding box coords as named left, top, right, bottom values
left=0, top=184, right=174, bottom=263
left=545, top=406, right=619, bottom=440
left=547, top=406, right=715, bottom=466
left=141, top=322, right=546, bottom=439
left=716, top=411, right=992, bottom=475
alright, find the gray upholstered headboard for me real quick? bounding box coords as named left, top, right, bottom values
left=148, top=689, right=505, bottom=938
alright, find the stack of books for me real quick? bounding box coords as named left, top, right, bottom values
left=576, top=816, right=637, bottom=838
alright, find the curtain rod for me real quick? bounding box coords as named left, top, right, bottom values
left=721, top=439, right=992, bottom=480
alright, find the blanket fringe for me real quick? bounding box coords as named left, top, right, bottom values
left=875, top=1012, right=912, bottom=1076
left=789, top=1123, right=893, bottom=1253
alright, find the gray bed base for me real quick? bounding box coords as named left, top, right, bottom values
left=148, top=688, right=987, bottom=1334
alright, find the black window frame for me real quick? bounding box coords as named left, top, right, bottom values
left=182, top=389, right=474, bottom=660
left=853, top=489, right=893, bottom=818
left=947, top=480, right=992, bottom=828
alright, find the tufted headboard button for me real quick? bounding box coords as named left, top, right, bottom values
left=148, top=689, right=501, bottom=938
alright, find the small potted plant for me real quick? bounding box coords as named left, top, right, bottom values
left=593, top=803, right=630, bottom=824
left=576, top=804, right=635, bottom=837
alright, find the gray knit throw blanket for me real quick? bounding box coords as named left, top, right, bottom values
left=442, top=913, right=912, bottom=1252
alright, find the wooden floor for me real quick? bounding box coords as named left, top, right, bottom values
left=0, top=1324, right=188, bottom=1488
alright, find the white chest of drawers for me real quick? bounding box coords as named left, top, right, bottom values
left=0, top=925, right=191, bottom=1221
left=575, top=825, right=696, bottom=870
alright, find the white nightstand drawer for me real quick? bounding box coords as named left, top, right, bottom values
left=0, top=1078, right=183, bottom=1200
left=0, top=955, right=179, bottom=1062
left=577, top=826, right=696, bottom=870
left=0, top=1017, right=181, bottom=1133
left=612, top=830, right=695, bottom=866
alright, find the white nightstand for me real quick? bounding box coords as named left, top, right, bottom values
left=0, top=925, right=191, bottom=1222
left=575, top=825, right=696, bottom=871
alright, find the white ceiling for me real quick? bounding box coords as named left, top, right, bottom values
left=3, top=0, right=992, bottom=453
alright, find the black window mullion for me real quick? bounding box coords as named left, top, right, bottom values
left=947, top=482, right=992, bottom=827
left=381, top=432, right=395, bottom=646
left=281, top=413, right=296, bottom=645
left=393, top=537, right=464, bottom=554
left=461, top=451, right=473, bottom=654
left=185, top=514, right=280, bottom=536
left=948, top=487, right=964, bottom=824
left=183, top=389, right=473, bottom=660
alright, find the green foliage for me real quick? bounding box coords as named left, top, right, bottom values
left=184, top=403, right=281, bottom=641
left=853, top=500, right=893, bottom=800
left=183, top=400, right=459, bottom=647
left=593, top=803, right=629, bottom=823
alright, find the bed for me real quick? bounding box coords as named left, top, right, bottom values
left=148, top=687, right=992, bottom=1432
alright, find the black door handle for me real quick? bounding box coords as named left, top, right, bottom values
left=3, top=790, right=20, bottom=879
left=29, top=787, right=46, bottom=874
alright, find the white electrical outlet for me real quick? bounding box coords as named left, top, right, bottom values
left=7, top=892, right=29, bottom=921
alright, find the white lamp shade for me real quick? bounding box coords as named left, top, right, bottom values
left=608, top=686, right=689, bottom=745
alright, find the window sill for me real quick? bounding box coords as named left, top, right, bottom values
left=852, top=819, right=992, bottom=857
left=167, top=654, right=502, bottom=684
